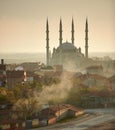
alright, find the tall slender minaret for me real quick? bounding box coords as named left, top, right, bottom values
left=59, top=18, right=63, bottom=46
left=46, top=18, right=50, bottom=66
left=71, top=18, right=74, bottom=45
left=85, top=18, right=88, bottom=58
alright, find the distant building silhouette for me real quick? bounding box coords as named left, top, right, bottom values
left=46, top=18, right=89, bottom=70
left=0, top=59, right=6, bottom=87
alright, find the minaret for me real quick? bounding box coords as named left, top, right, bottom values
left=85, top=18, right=88, bottom=58
left=46, top=18, right=50, bottom=66
left=71, top=18, right=74, bottom=45
left=59, top=18, right=63, bottom=46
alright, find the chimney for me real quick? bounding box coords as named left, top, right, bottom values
left=1, top=59, right=4, bottom=65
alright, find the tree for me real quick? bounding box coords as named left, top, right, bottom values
left=66, top=86, right=90, bottom=107
left=0, top=94, right=10, bottom=104
left=13, top=97, right=39, bottom=121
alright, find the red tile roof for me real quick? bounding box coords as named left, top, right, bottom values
left=86, top=65, right=103, bottom=70
left=4, top=128, right=25, bottom=130
left=79, top=74, right=107, bottom=81
left=39, top=104, right=83, bottom=119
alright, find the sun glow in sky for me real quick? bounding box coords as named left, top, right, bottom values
left=0, top=0, right=115, bottom=53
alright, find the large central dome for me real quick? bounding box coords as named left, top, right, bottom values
left=57, top=42, right=76, bottom=51
left=61, top=42, right=75, bottom=50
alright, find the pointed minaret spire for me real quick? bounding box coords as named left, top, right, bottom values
left=46, top=18, right=49, bottom=30
left=46, top=18, right=50, bottom=66
left=71, top=17, right=74, bottom=45
left=85, top=18, right=88, bottom=58
left=59, top=18, right=63, bottom=46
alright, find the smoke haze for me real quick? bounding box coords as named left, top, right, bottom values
left=39, top=72, right=74, bottom=105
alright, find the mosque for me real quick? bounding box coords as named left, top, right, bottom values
left=45, top=18, right=90, bottom=70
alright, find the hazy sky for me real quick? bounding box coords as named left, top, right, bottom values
left=0, top=0, right=115, bottom=53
